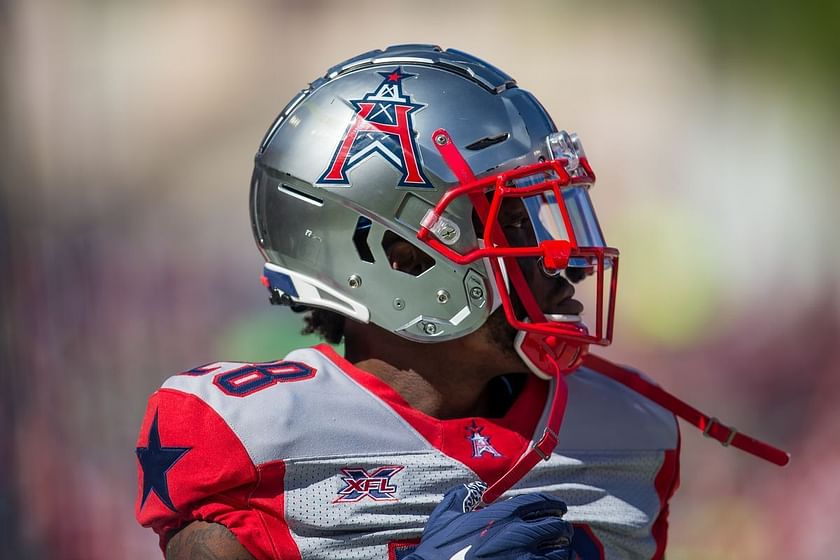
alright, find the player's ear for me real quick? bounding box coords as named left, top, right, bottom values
left=382, top=231, right=434, bottom=276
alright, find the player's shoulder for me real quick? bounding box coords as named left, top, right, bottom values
left=149, top=344, right=429, bottom=465
left=559, top=361, right=679, bottom=451
left=151, top=346, right=333, bottom=457
left=134, top=348, right=333, bottom=543
left=160, top=346, right=326, bottom=401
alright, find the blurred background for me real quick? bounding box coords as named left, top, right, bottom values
left=1, top=0, right=838, bottom=558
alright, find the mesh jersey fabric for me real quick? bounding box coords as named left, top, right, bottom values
left=135, top=345, right=679, bottom=560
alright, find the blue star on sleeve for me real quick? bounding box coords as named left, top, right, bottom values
left=136, top=409, right=191, bottom=512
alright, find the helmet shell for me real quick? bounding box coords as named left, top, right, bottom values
left=251, top=44, right=558, bottom=342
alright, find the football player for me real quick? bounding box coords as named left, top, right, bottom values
left=136, top=44, right=787, bottom=560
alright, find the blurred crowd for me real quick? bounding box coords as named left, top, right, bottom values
left=1, top=1, right=838, bottom=559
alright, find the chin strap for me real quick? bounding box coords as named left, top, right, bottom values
left=480, top=371, right=568, bottom=506
left=480, top=334, right=577, bottom=506
left=583, top=353, right=791, bottom=467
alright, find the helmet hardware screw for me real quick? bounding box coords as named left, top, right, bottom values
left=434, top=133, right=448, bottom=146
left=469, top=287, right=484, bottom=300
left=422, top=322, right=438, bottom=335
left=348, top=274, right=362, bottom=288
left=436, top=290, right=450, bottom=304
left=438, top=225, right=456, bottom=241
left=393, top=298, right=405, bottom=310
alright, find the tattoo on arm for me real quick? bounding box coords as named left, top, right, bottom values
left=165, top=521, right=256, bottom=560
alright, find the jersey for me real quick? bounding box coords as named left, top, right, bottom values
left=135, top=344, right=680, bottom=560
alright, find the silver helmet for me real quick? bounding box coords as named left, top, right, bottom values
left=251, top=44, right=617, bottom=363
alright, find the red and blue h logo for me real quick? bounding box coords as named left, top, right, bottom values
left=318, top=68, right=431, bottom=188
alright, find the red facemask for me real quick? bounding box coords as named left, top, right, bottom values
left=418, top=129, right=619, bottom=375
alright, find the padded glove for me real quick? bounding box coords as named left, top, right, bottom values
left=404, top=483, right=573, bottom=560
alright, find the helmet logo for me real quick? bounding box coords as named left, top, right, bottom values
left=317, top=68, right=432, bottom=188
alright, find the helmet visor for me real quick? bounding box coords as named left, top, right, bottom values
left=514, top=174, right=609, bottom=269
left=513, top=174, right=610, bottom=268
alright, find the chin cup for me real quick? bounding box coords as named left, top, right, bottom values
left=514, top=330, right=588, bottom=379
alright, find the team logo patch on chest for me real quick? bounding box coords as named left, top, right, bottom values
left=317, top=67, right=431, bottom=188
left=466, top=420, right=503, bottom=458
left=333, top=465, right=404, bottom=503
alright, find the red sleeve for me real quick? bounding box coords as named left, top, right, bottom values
left=134, top=388, right=296, bottom=559
left=651, top=428, right=681, bottom=560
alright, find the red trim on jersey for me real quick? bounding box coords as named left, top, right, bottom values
left=388, top=537, right=421, bottom=559
left=251, top=460, right=301, bottom=560
left=651, top=436, right=681, bottom=560
left=135, top=389, right=300, bottom=560
left=313, top=344, right=551, bottom=485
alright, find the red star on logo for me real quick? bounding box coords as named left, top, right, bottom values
left=387, top=70, right=402, bottom=82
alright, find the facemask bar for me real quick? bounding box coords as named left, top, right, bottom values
left=419, top=129, right=618, bottom=346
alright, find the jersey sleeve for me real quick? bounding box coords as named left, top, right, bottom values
left=650, top=430, right=681, bottom=559
left=134, top=387, right=292, bottom=559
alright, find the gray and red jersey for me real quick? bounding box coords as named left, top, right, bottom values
left=135, top=344, right=679, bottom=560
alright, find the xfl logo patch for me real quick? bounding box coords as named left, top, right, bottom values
left=334, top=465, right=404, bottom=503
left=317, top=67, right=431, bottom=188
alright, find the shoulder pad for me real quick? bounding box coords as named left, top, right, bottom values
left=160, top=348, right=429, bottom=465
left=560, top=366, right=679, bottom=450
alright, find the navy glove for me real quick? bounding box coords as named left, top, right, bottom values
left=405, top=483, right=573, bottom=560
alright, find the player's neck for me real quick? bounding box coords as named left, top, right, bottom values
left=343, top=323, right=526, bottom=419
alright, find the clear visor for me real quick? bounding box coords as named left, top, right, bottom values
left=514, top=174, right=609, bottom=268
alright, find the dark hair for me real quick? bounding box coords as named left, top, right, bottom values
left=300, top=307, right=346, bottom=344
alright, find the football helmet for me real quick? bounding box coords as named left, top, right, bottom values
left=251, top=44, right=618, bottom=375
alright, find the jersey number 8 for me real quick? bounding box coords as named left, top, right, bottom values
left=186, top=360, right=316, bottom=397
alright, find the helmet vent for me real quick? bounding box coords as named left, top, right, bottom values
left=352, top=216, right=376, bottom=264
left=316, top=287, right=343, bottom=306
left=278, top=184, right=324, bottom=207
left=465, top=133, right=510, bottom=151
